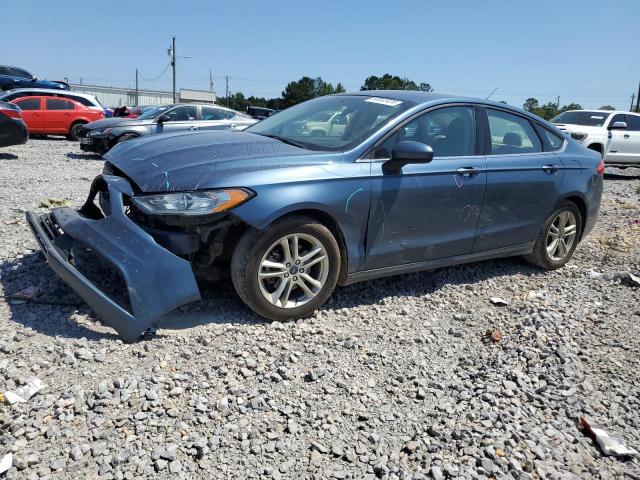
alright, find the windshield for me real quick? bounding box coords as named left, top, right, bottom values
left=246, top=95, right=415, bottom=151
left=552, top=111, right=611, bottom=127
left=136, top=105, right=171, bottom=120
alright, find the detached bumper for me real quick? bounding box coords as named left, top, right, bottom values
left=26, top=175, right=201, bottom=343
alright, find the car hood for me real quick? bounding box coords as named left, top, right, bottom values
left=104, top=130, right=338, bottom=193
left=86, top=117, right=154, bottom=131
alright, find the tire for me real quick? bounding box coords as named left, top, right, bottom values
left=523, top=201, right=582, bottom=270
left=67, top=122, right=86, bottom=141
left=231, top=215, right=341, bottom=321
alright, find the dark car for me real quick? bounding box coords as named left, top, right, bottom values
left=247, top=106, right=275, bottom=120
left=78, top=103, right=256, bottom=155
left=0, top=101, right=28, bottom=147
left=0, top=65, right=69, bottom=91
left=26, top=91, right=603, bottom=342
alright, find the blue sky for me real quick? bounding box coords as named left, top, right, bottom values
left=3, top=0, right=639, bottom=109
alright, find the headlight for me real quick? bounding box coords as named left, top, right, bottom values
left=132, top=189, right=253, bottom=216
left=571, top=132, right=588, bottom=141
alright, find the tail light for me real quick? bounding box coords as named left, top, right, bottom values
left=0, top=108, right=22, bottom=120
left=596, top=159, right=605, bottom=175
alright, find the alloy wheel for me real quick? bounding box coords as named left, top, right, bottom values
left=546, top=210, right=577, bottom=261
left=257, top=233, right=329, bottom=308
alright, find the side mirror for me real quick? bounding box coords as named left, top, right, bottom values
left=157, top=114, right=171, bottom=123
left=383, top=141, right=434, bottom=173
left=608, top=121, right=627, bottom=130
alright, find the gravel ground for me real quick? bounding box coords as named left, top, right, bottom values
left=0, top=138, right=639, bottom=479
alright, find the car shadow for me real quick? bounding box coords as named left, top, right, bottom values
left=66, top=152, right=103, bottom=160
left=0, top=153, right=18, bottom=160
left=604, top=171, right=640, bottom=181
left=1, top=247, right=543, bottom=343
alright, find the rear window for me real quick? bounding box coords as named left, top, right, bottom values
left=540, top=127, right=565, bottom=151
left=15, top=98, right=40, bottom=110
left=61, top=94, right=94, bottom=107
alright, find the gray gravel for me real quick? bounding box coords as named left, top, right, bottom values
left=1, top=138, right=639, bottom=479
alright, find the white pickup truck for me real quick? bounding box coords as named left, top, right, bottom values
left=552, top=110, right=640, bottom=167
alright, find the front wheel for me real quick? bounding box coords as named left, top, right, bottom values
left=67, top=122, right=86, bottom=141
left=231, top=215, right=341, bottom=321
left=524, top=201, right=582, bottom=269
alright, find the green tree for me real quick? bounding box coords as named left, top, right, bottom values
left=598, top=105, right=615, bottom=110
left=559, top=103, right=582, bottom=112
left=360, top=74, right=432, bottom=91
left=523, top=98, right=540, bottom=112
left=281, top=76, right=343, bottom=107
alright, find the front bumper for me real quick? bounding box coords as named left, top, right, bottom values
left=79, top=132, right=113, bottom=154
left=26, top=175, right=201, bottom=343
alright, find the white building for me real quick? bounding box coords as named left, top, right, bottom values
left=69, top=84, right=216, bottom=107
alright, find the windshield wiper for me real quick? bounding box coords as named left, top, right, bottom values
left=259, top=134, right=309, bottom=149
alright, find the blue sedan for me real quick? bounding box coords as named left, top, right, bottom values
left=27, top=91, right=603, bottom=342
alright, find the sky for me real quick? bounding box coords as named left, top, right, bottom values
left=3, top=0, right=639, bottom=110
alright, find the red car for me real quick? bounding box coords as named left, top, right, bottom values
left=10, top=95, right=104, bottom=140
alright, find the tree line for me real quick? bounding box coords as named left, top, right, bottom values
left=216, top=73, right=614, bottom=119
left=216, top=73, right=432, bottom=112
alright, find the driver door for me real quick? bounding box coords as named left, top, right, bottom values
left=155, top=105, right=198, bottom=134
left=365, top=105, right=487, bottom=270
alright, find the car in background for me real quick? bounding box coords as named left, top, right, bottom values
left=0, top=101, right=28, bottom=147
left=552, top=110, right=640, bottom=166
left=27, top=91, right=603, bottom=342
left=0, top=88, right=110, bottom=118
left=10, top=96, right=104, bottom=140
left=0, top=65, right=68, bottom=91
left=78, top=103, right=256, bottom=155
left=247, top=106, right=275, bottom=120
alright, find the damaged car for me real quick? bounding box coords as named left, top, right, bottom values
left=27, top=91, right=604, bottom=342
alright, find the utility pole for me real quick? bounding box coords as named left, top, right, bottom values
left=555, top=96, right=560, bottom=108
left=171, top=36, right=177, bottom=102
left=636, top=79, right=640, bottom=113
left=135, top=68, right=139, bottom=107
left=225, top=76, right=229, bottom=107
left=631, top=93, right=636, bottom=112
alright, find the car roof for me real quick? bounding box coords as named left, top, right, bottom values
left=341, top=90, right=453, bottom=103
left=561, top=109, right=638, bottom=116
left=0, top=88, right=96, bottom=99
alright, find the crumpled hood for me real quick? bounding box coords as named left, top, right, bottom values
left=104, top=130, right=336, bottom=192
left=85, top=117, right=153, bottom=131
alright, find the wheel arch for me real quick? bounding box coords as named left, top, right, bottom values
left=562, top=194, right=587, bottom=240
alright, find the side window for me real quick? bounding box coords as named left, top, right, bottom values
left=9, top=68, right=31, bottom=78
left=626, top=115, right=640, bottom=131
left=540, top=127, right=565, bottom=151
left=609, top=114, right=627, bottom=129
left=0, top=67, right=9, bottom=75
left=164, top=105, right=197, bottom=121
left=61, top=94, right=93, bottom=107
left=373, top=106, right=476, bottom=159
left=487, top=109, right=542, bottom=155
left=65, top=100, right=75, bottom=110
left=201, top=106, right=227, bottom=121
left=15, top=98, right=41, bottom=110
left=46, top=99, right=69, bottom=110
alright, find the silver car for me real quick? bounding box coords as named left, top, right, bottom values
left=78, top=103, right=257, bottom=155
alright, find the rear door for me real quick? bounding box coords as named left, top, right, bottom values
left=45, top=98, right=73, bottom=133
left=198, top=105, right=233, bottom=131
left=13, top=97, right=43, bottom=131
left=474, top=107, right=564, bottom=252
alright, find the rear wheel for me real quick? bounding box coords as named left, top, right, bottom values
left=524, top=201, right=582, bottom=270
left=231, top=215, right=340, bottom=321
left=67, top=122, right=86, bottom=141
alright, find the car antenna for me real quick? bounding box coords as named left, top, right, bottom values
left=486, top=88, right=498, bottom=100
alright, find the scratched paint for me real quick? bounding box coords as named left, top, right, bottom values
left=344, top=187, right=365, bottom=214
left=454, top=175, right=464, bottom=188
left=162, top=171, right=170, bottom=189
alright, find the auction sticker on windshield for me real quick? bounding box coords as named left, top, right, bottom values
left=365, top=97, right=403, bottom=107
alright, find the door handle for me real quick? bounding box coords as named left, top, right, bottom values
left=230, top=123, right=236, bottom=128
left=542, top=164, right=560, bottom=173
left=188, top=126, right=198, bottom=131
left=456, top=167, right=479, bottom=177
left=624, top=134, right=630, bottom=139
